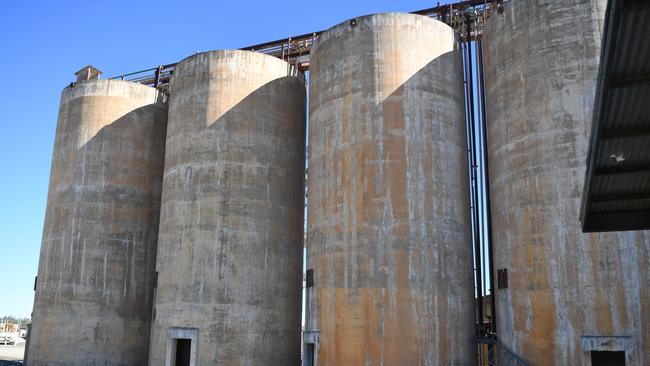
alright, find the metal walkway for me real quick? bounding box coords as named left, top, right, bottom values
left=108, top=0, right=505, bottom=88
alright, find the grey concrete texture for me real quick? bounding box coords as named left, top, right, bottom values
left=149, top=50, right=306, bottom=366
left=306, top=13, right=474, bottom=365
left=484, top=0, right=650, bottom=365
left=28, top=80, right=167, bottom=365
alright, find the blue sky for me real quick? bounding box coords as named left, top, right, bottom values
left=0, top=0, right=449, bottom=318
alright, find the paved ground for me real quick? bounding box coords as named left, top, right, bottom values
left=0, top=338, right=25, bottom=365
left=0, top=361, right=22, bottom=366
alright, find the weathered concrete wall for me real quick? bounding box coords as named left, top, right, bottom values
left=149, top=50, right=306, bottom=366
left=484, top=1, right=650, bottom=364
left=306, top=13, right=473, bottom=365
left=28, top=80, right=167, bottom=365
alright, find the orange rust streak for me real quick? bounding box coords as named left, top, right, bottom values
left=589, top=235, right=614, bottom=334
left=518, top=197, right=558, bottom=362
left=529, top=289, right=557, bottom=364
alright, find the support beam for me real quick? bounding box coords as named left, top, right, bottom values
left=594, top=164, right=650, bottom=175
left=582, top=210, right=650, bottom=232
left=610, top=73, right=650, bottom=88
left=622, top=0, right=650, bottom=12
left=601, top=126, right=650, bottom=139
left=591, top=192, right=650, bottom=202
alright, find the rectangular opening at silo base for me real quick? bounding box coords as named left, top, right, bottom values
left=166, top=327, right=197, bottom=366
left=173, top=338, right=192, bottom=366
left=304, top=343, right=315, bottom=366
left=591, top=351, right=625, bottom=366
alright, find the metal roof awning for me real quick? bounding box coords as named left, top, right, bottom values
left=581, top=0, right=650, bottom=232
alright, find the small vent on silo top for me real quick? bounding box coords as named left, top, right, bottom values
left=497, top=269, right=508, bottom=289
left=306, top=269, right=314, bottom=288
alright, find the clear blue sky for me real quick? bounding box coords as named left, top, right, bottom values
left=0, top=0, right=448, bottom=319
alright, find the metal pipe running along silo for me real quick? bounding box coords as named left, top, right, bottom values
left=28, top=79, right=167, bottom=365
left=305, top=13, right=474, bottom=365
left=149, top=50, right=306, bottom=365
left=484, top=0, right=650, bottom=364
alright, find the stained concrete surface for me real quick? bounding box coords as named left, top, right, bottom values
left=149, top=50, right=306, bottom=366
left=306, top=13, right=474, bottom=366
left=28, top=80, right=167, bottom=366
left=484, top=0, right=650, bottom=364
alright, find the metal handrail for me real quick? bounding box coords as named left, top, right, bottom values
left=108, top=67, right=158, bottom=80
left=477, top=337, right=529, bottom=366
left=105, top=0, right=507, bottom=86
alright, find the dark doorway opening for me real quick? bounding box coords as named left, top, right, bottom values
left=305, top=343, right=315, bottom=366
left=591, top=351, right=625, bottom=366
left=174, top=338, right=191, bottom=366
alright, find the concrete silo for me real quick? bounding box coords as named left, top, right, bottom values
left=305, top=13, right=473, bottom=365
left=484, top=0, right=650, bottom=364
left=28, top=78, right=167, bottom=365
left=149, top=50, right=306, bottom=366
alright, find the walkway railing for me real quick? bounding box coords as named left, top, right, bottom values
left=477, top=337, right=529, bottom=366
left=106, top=0, right=507, bottom=86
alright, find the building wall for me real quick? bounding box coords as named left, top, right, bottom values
left=484, top=1, right=650, bottom=364
left=29, top=80, right=167, bottom=365
left=149, top=50, right=306, bottom=366
left=306, top=13, right=474, bottom=366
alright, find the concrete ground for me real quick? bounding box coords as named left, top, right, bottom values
left=0, top=338, right=25, bottom=365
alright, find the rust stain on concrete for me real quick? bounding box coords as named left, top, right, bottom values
left=307, top=13, right=473, bottom=365
left=484, top=1, right=650, bottom=364
left=29, top=80, right=166, bottom=366
left=149, top=50, right=305, bottom=366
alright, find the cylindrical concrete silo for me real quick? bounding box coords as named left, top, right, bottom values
left=28, top=80, right=167, bottom=365
left=149, top=50, right=306, bottom=366
left=305, top=13, right=473, bottom=365
left=484, top=1, right=650, bottom=365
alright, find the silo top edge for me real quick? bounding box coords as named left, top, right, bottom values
left=61, top=79, right=164, bottom=105
left=312, top=12, right=455, bottom=54
left=176, top=49, right=293, bottom=71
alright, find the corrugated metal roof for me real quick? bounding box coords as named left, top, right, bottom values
left=581, top=0, right=650, bottom=232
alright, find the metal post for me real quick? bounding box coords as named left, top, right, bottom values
left=154, top=66, right=162, bottom=88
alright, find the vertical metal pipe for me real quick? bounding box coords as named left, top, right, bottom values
left=472, top=38, right=487, bottom=305
left=477, top=38, right=496, bottom=335
left=462, top=33, right=477, bottom=335
left=465, top=12, right=484, bottom=335
left=461, top=35, right=475, bottom=308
